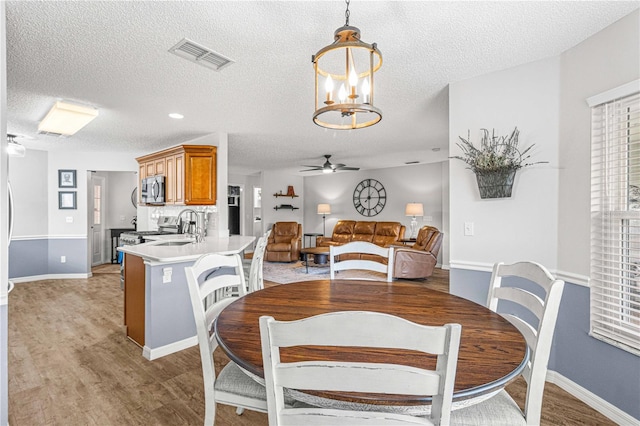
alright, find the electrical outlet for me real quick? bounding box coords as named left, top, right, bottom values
left=424, top=216, right=433, bottom=222
left=60, top=256, right=66, bottom=263
left=120, top=215, right=125, bottom=221
left=162, top=275, right=171, bottom=283
left=66, top=216, right=73, bottom=223
left=464, top=222, right=474, bottom=236
left=163, top=267, right=172, bottom=283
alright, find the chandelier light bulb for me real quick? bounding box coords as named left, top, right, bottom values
left=361, top=78, right=370, bottom=104
left=338, top=84, right=347, bottom=102
left=324, top=75, right=334, bottom=104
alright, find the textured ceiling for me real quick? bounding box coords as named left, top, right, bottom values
left=5, top=1, right=639, bottom=175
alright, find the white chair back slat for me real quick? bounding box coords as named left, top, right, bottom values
left=278, top=409, right=434, bottom=426
left=502, top=313, right=538, bottom=353
left=494, top=286, right=545, bottom=321
left=269, top=310, right=448, bottom=354
left=260, top=311, right=461, bottom=426
left=329, top=242, right=394, bottom=282
left=275, top=362, right=441, bottom=395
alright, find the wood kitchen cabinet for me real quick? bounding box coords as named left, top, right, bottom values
left=136, top=145, right=216, bottom=205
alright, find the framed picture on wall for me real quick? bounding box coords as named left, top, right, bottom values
left=58, top=169, right=77, bottom=188
left=59, top=191, right=77, bottom=209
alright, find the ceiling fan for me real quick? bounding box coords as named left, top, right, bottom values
left=300, top=155, right=360, bottom=173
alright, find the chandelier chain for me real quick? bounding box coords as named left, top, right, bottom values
left=344, top=0, right=350, bottom=26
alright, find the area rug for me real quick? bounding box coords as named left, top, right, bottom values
left=263, top=261, right=386, bottom=284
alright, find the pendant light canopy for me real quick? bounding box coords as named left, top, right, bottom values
left=312, top=0, right=382, bottom=130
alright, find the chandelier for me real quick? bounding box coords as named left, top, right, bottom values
left=312, top=0, right=382, bottom=130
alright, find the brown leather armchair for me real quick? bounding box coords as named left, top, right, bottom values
left=265, top=222, right=302, bottom=262
left=393, top=226, right=443, bottom=279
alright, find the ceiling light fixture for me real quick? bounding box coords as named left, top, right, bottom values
left=7, top=134, right=26, bottom=157
left=312, top=0, right=382, bottom=130
left=169, top=113, right=184, bottom=119
left=38, top=101, right=98, bottom=136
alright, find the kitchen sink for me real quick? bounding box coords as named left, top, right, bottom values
left=154, top=241, right=193, bottom=246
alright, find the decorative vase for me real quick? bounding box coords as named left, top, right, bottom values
left=475, top=169, right=517, bottom=199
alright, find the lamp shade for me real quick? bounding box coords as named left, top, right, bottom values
left=38, top=101, right=98, bottom=136
left=405, top=203, right=424, bottom=217
left=317, top=203, right=331, bottom=215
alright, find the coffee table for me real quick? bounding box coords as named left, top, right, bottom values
left=300, top=246, right=330, bottom=273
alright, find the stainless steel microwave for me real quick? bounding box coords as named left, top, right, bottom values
left=141, top=175, right=165, bottom=204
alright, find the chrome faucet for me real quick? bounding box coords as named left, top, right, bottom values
left=178, top=208, right=206, bottom=243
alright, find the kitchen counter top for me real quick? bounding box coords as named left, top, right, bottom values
left=118, top=235, right=255, bottom=263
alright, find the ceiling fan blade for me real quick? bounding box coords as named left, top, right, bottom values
left=300, top=168, right=322, bottom=172
left=336, top=166, right=360, bottom=171
left=302, top=165, right=322, bottom=168
left=333, top=163, right=346, bottom=168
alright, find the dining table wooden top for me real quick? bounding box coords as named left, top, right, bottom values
left=215, top=279, right=528, bottom=406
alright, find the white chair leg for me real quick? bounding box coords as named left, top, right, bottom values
left=235, top=407, right=245, bottom=415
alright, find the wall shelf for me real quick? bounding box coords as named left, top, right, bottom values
left=274, top=205, right=299, bottom=211
left=273, top=193, right=299, bottom=198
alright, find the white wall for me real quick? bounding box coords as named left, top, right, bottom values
left=558, top=9, right=640, bottom=277
left=261, top=170, right=304, bottom=232
left=303, top=163, right=445, bottom=262
left=449, top=56, right=561, bottom=269
left=47, top=150, right=140, bottom=237
left=101, top=171, right=137, bottom=229
left=9, top=149, right=48, bottom=237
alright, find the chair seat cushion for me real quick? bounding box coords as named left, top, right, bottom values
left=215, top=362, right=267, bottom=401
left=216, top=362, right=295, bottom=406
left=449, top=390, right=525, bottom=426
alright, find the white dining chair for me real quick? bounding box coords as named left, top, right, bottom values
left=329, top=241, right=394, bottom=282
left=245, top=229, right=271, bottom=293
left=185, top=252, right=267, bottom=425
left=260, top=310, right=461, bottom=426
left=450, top=261, right=565, bottom=426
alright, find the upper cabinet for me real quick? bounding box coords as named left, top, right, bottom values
left=137, top=145, right=217, bottom=206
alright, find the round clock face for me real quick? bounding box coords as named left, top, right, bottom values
left=353, top=179, right=386, bottom=217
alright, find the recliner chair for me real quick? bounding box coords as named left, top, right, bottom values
left=264, top=222, right=302, bottom=262
left=393, top=226, right=443, bottom=279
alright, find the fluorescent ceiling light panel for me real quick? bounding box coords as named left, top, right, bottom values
left=38, top=101, right=99, bottom=136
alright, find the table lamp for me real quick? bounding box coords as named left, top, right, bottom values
left=405, top=202, right=424, bottom=239
left=317, top=203, right=331, bottom=236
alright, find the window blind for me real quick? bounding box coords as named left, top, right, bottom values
left=590, top=90, right=640, bottom=356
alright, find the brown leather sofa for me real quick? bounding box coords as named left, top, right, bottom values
left=317, top=220, right=405, bottom=263
left=264, top=222, right=302, bottom=262
left=392, top=226, right=443, bottom=279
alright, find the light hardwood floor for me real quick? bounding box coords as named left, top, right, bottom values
left=7, top=264, right=615, bottom=425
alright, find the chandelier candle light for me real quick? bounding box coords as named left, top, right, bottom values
left=317, top=203, right=331, bottom=236
left=312, top=0, right=382, bottom=130
left=405, top=203, right=424, bottom=239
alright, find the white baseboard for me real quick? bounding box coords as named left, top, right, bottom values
left=142, top=336, right=198, bottom=361
left=547, top=370, right=638, bottom=425
left=9, top=273, right=90, bottom=283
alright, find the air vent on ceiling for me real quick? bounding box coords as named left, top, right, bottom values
left=169, top=38, right=235, bottom=72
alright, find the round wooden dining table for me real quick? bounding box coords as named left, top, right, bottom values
left=215, top=279, right=528, bottom=407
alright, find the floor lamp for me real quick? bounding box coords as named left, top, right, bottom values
left=317, top=204, right=331, bottom=236
left=405, top=202, right=424, bottom=239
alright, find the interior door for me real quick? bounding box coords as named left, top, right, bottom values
left=91, top=175, right=105, bottom=266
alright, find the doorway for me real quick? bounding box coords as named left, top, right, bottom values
left=90, top=174, right=105, bottom=266
left=228, top=184, right=243, bottom=235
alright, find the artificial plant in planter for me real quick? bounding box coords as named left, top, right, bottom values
left=451, top=127, right=546, bottom=199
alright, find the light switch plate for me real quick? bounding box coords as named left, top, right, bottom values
left=464, top=222, right=474, bottom=236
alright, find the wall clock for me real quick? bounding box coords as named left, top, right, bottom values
left=353, top=179, right=387, bottom=217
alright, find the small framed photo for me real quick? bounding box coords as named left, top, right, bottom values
left=59, top=191, right=77, bottom=210
left=58, top=169, right=77, bottom=188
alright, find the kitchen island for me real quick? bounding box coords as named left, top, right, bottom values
left=118, top=235, right=255, bottom=360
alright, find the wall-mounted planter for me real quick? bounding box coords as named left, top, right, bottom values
left=475, top=169, right=516, bottom=199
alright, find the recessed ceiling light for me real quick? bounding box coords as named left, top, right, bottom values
left=169, top=113, right=184, bottom=119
